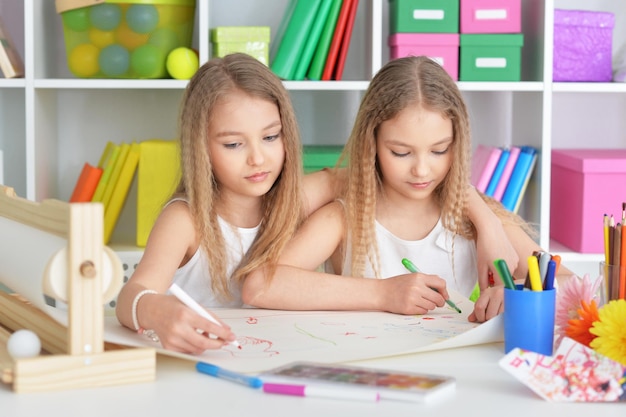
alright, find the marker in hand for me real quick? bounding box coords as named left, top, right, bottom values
left=401, top=258, right=462, bottom=313
left=169, top=283, right=241, bottom=349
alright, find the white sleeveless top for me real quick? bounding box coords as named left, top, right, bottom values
left=171, top=210, right=259, bottom=307
left=335, top=219, right=478, bottom=298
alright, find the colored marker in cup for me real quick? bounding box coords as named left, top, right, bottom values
left=401, top=258, right=462, bottom=314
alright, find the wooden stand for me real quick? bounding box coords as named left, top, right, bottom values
left=0, top=186, right=155, bottom=393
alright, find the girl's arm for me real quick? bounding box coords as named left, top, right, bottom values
left=115, top=202, right=235, bottom=353
left=465, top=186, right=520, bottom=290
left=242, top=202, right=449, bottom=314
left=301, top=168, right=346, bottom=216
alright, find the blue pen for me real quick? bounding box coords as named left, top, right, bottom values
left=543, top=260, right=556, bottom=290
left=401, top=258, right=462, bottom=314
left=196, top=361, right=263, bottom=389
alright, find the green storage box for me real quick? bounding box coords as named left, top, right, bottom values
left=389, top=0, right=459, bottom=33
left=211, top=26, right=270, bottom=65
left=303, top=145, right=344, bottom=173
left=459, top=34, right=524, bottom=81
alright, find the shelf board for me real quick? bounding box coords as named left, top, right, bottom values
left=548, top=239, right=604, bottom=263
left=457, top=81, right=544, bottom=92
left=283, top=80, right=370, bottom=91
left=553, top=82, right=626, bottom=93
left=33, top=79, right=190, bottom=89
left=0, top=78, right=26, bottom=88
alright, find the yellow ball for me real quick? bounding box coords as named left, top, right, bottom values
left=68, top=43, right=100, bottom=77
left=166, top=47, right=198, bottom=80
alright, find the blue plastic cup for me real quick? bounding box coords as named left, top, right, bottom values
left=503, top=286, right=556, bottom=355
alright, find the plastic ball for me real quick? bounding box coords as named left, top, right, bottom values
left=89, top=27, right=115, bottom=49
left=131, top=44, right=166, bottom=78
left=115, top=21, right=150, bottom=51
left=166, top=47, right=198, bottom=80
left=7, top=329, right=41, bottom=359
left=89, top=3, right=122, bottom=31
left=62, top=7, right=90, bottom=32
left=126, top=4, right=159, bottom=34
left=68, top=43, right=100, bottom=78
left=148, top=28, right=179, bottom=54
left=99, top=44, right=130, bottom=77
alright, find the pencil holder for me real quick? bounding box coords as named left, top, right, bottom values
left=503, top=286, right=555, bottom=356
left=599, top=261, right=626, bottom=303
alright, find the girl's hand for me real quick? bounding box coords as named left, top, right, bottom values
left=378, top=273, right=448, bottom=315
left=468, top=285, right=504, bottom=322
left=141, top=294, right=237, bottom=355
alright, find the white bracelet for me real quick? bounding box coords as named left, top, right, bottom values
left=131, top=289, right=158, bottom=331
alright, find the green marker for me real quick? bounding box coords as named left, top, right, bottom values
left=401, top=258, right=462, bottom=314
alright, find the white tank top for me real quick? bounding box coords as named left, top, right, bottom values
left=335, top=219, right=478, bottom=298
left=171, top=214, right=259, bottom=307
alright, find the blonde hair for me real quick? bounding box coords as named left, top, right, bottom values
left=340, top=56, right=531, bottom=277
left=175, top=53, right=304, bottom=301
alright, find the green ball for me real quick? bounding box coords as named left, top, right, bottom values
left=166, top=47, right=198, bottom=80
left=148, top=28, right=179, bottom=54
left=131, top=44, right=165, bottom=78
left=62, top=7, right=90, bottom=32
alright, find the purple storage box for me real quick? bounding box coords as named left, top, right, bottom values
left=553, top=9, right=615, bottom=82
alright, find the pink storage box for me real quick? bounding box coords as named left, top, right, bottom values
left=388, top=33, right=459, bottom=80
left=460, top=0, right=521, bottom=33
left=550, top=149, right=626, bottom=254
left=553, top=9, right=615, bottom=82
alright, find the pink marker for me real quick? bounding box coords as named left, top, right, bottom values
left=263, top=383, right=379, bottom=402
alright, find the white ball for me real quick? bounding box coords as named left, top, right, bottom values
left=7, top=329, right=41, bottom=359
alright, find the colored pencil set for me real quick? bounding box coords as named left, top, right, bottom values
left=603, top=203, right=626, bottom=301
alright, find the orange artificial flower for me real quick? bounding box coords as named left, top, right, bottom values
left=565, top=299, right=600, bottom=347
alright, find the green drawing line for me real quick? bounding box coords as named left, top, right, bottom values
left=294, top=323, right=337, bottom=346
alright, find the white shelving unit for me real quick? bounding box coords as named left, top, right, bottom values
left=0, top=0, right=624, bottom=278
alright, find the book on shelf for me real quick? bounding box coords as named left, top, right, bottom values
left=0, top=15, right=24, bottom=78
left=332, top=0, right=358, bottom=81
left=69, top=163, right=103, bottom=203
left=104, top=142, right=140, bottom=244
left=271, top=0, right=324, bottom=80
left=471, top=144, right=502, bottom=193
left=321, top=0, right=354, bottom=81
left=484, top=148, right=510, bottom=197
left=292, top=0, right=335, bottom=81
left=91, top=142, right=121, bottom=203
left=100, top=143, right=130, bottom=212
left=136, top=139, right=181, bottom=247
left=501, top=146, right=538, bottom=213
left=493, top=146, right=520, bottom=201
left=269, top=0, right=298, bottom=64
left=307, top=0, right=343, bottom=81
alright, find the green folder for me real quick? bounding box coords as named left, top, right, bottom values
left=307, top=0, right=343, bottom=81
left=292, top=0, right=335, bottom=80
left=271, top=0, right=323, bottom=80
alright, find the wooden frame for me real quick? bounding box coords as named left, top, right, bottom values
left=0, top=186, right=155, bottom=393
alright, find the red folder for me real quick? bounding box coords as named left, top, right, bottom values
left=321, top=0, right=354, bottom=81
left=333, top=0, right=358, bottom=80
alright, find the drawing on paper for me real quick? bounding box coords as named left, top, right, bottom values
left=103, top=289, right=504, bottom=373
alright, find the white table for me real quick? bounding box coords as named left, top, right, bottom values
left=1, top=343, right=623, bottom=416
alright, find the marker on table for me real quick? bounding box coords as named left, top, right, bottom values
left=196, top=362, right=262, bottom=389
left=263, top=383, right=380, bottom=402
left=401, top=258, right=462, bottom=314
left=169, top=283, right=241, bottom=349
